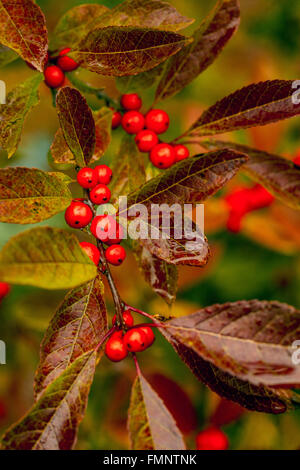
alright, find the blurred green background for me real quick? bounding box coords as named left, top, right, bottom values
left=1, top=0, right=300, bottom=450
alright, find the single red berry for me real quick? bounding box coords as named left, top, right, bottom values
left=0, top=282, right=10, bottom=300
left=90, top=184, right=111, bottom=205
left=122, top=111, right=145, bottom=134
left=112, top=310, right=134, bottom=328
left=105, top=331, right=128, bottom=362
left=123, top=328, right=147, bottom=352
left=226, top=210, right=243, bottom=233
left=94, top=165, right=113, bottom=185
left=174, top=144, right=190, bottom=162
left=225, top=187, right=251, bottom=216
left=121, top=93, right=142, bottom=111
left=138, top=326, right=155, bottom=349
left=90, top=215, right=118, bottom=242
left=57, top=47, right=79, bottom=72
left=44, top=65, right=65, bottom=88
left=248, top=184, right=274, bottom=211
left=79, top=242, right=100, bottom=265
left=196, top=427, right=228, bottom=450
left=145, top=109, right=170, bottom=134
left=135, top=129, right=159, bottom=152
left=293, top=154, right=300, bottom=167
left=111, top=110, right=122, bottom=129
left=77, top=167, right=98, bottom=189
left=105, top=244, right=126, bottom=266
left=65, top=201, right=93, bottom=228
left=105, top=222, right=124, bottom=246
left=150, top=143, right=175, bottom=169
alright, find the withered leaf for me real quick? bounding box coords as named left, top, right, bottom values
left=89, top=107, right=112, bottom=165
left=0, top=167, right=72, bottom=224
left=56, top=87, right=96, bottom=167
left=0, top=74, right=43, bottom=158
left=0, top=0, right=48, bottom=71
left=128, top=373, right=185, bottom=450
left=155, top=0, right=240, bottom=102
left=72, top=27, right=190, bottom=76
left=0, top=227, right=97, bottom=289
left=185, top=80, right=300, bottom=137
left=34, top=276, right=107, bottom=399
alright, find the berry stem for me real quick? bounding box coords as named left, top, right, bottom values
left=132, top=354, right=142, bottom=376
left=124, top=304, right=166, bottom=325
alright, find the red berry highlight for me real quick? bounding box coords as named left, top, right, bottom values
left=89, top=184, right=111, bottom=204
left=94, top=165, right=113, bottom=185
left=44, top=65, right=65, bottom=88
left=105, top=244, right=126, bottom=266
left=121, top=93, right=142, bottom=111
left=65, top=201, right=93, bottom=228
left=77, top=167, right=98, bottom=189
left=123, top=328, right=147, bottom=352
left=0, top=282, right=10, bottom=300
left=145, top=109, right=170, bottom=134
left=105, top=331, right=128, bottom=362
left=135, top=129, right=159, bottom=153
left=122, top=111, right=145, bottom=134
left=150, top=143, right=175, bottom=169
left=111, top=110, right=122, bottom=129
left=112, top=310, right=134, bottom=328
left=196, top=427, right=228, bottom=450
left=174, top=144, right=190, bottom=162
left=79, top=242, right=100, bottom=266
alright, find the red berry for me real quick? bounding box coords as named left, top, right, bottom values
left=111, top=110, right=122, bottom=129
left=135, top=129, right=159, bottom=152
left=90, top=184, right=111, bottom=205
left=145, top=109, right=170, bottom=134
left=57, top=47, right=79, bottom=72
left=112, top=310, right=134, bottom=327
left=123, top=328, right=147, bottom=352
left=196, top=427, right=228, bottom=450
left=293, top=154, right=300, bottom=167
left=138, top=326, right=155, bottom=349
left=65, top=201, right=93, bottom=228
left=105, top=244, right=126, bottom=266
left=105, top=223, right=124, bottom=246
left=90, top=215, right=119, bottom=242
left=225, top=188, right=251, bottom=216
left=122, top=111, right=145, bottom=134
left=226, top=210, right=243, bottom=233
left=94, top=165, right=113, bottom=185
left=248, top=184, right=274, bottom=211
left=105, top=331, right=128, bottom=362
left=174, top=144, right=190, bottom=162
left=121, top=93, right=142, bottom=111
left=79, top=242, right=100, bottom=265
left=0, top=282, right=10, bottom=300
left=44, top=65, right=65, bottom=88
left=77, top=167, right=98, bottom=189
left=150, top=143, right=175, bottom=169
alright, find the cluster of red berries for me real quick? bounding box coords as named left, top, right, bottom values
left=111, top=93, right=190, bottom=169
left=105, top=310, right=155, bottom=362
left=196, top=427, right=228, bottom=450
left=42, top=48, right=79, bottom=88
left=64, top=165, right=127, bottom=266
left=225, top=184, right=275, bottom=233
left=0, top=282, right=10, bottom=302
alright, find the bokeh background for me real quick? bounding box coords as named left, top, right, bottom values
left=1, top=0, right=300, bottom=450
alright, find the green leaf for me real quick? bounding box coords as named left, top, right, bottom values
left=34, top=276, right=107, bottom=399
left=0, top=44, right=18, bottom=67
left=72, top=27, right=190, bottom=76
left=0, top=167, right=73, bottom=224
left=128, top=373, right=185, bottom=450
left=51, top=4, right=109, bottom=49
left=1, top=351, right=97, bottom=450
left=155, top=0, right=240, bottom=102
left=185, top=80, right=300, bottom=137
left=56, top=87, right=96, bottom=167
left=0, top=74, right=43, bottom=158
left=0, top=0, right=48, bottom=71
left=0, top=227, right=97, bottom=289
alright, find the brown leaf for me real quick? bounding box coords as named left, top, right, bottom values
left=0, top=74, right=43, bottom=158
left=1, top=351, right=97, bottom=450
left=0, top=167, right=72, bottom=224
left=72, top=27, right=190, bottom=76
left=34, top=276, right=107, bottom=400
left=128, top=373, right=185, bottom=450
left=155, top=0, right=240, bottom=102
left=185, top=80, right=300, bottom=137
left=50, top=128, right=75, bottom=165
left=0, top=0, right=48, bottom=71
left=56, top=87, right=95, bottom=167
left=163, top=300, right=300, bottom=388
left=89, top=107, right=113, bottom=164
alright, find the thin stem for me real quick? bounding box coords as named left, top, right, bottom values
left=124, top=304, right=166, bottom=325
left=132, top=354, right=142, bottom=376
left=95, top=326, right=116, bottom=352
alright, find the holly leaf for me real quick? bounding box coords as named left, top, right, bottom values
left=0, top=167, right=73, bottom=224
left=1, top=351, right=97, bottom=450
left=204, top=140, right=300, bottom=210
left=0, top=44, right=18, bottom=67
left=155, top=0, right=240, bottom=102
left=0, top=0, right=48, bottom=71
left=71, top=27, right=190, bottom=76
left=34, top=276, right=107, bottom=400
left=128, top=373, right=185, bottom=450
left=185, top=80, right=300, bottom=137
left=161, top=327, right=293, bottom=413
left=56, top=87, right=96, bottom=168
left=163, top=300, right=300, bottom=388
left=134, top=242, right=178, bottom=305
left=51, top=4, right=109, bottom=49
left=0, top=227, right=97, bottom=289
left=0, top=74, right=43, bottom=158
left=95, top=0, right=194, bottom=32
